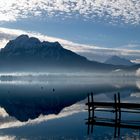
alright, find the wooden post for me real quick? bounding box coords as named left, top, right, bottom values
left=91, top=92, right=94, bottom=120
left=118, top=92, right=121, bottom=123
left=88, top=93, right=91, bottom=119
left=118, top=92, right=121, bottom=137
left=114, top=94, right=118, bottom=123
left=114, top=94, right=117, bottom=138
left=91, top=92, right=94, bottom=133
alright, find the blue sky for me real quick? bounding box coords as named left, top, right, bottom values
left=0, top=0, right=140, bottom=62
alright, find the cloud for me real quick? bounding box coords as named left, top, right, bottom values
left=0, top=0, right=140, bottom=24
left=131, top=59, right=140, bottom=64
left=0, top=27, right=140, bottom=62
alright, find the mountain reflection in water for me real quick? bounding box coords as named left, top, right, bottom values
left=0, top=74, right=139, bottom=140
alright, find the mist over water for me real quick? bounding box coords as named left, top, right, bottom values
left=0, top=73, right=139, bottom=140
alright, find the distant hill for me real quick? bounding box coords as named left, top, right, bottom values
left=0, top=35, right=138, bottom=72
left=105, top=55, right=134, bottom=66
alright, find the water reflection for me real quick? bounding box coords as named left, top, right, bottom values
left=0, top=75, right=139, bottom=139
left=0, top=100, right=85, bottom=129
left=86, top=106, right=140, bottom=139
left=0, top=76, right=139, bottom=122
left=0, top=136, right=16, bottom=140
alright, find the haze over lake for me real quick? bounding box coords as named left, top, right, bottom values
left=0, top=73, right=139, bottom=139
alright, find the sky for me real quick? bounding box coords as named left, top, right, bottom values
left=0, top=0, right=140, bottom=63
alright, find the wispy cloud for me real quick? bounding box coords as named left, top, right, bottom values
left=0, top=27, right=140, bottom=62
left=0, top=0, right=140, bottom=24
left=131, top=59, right=140, bottom=64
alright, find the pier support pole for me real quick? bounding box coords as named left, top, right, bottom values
left=91, top=92, right=94, bottom=133
left=88, top=93, right=91, bottom=119
left=87, top=93, right=90, bottom=135
left=91, top=92, right=94, bottom=119
left=118, top=92, right=121, bottom=137
left=114, top=94, right=117, bottom=138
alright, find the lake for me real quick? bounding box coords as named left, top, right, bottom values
left=0, top=73, right=140, bottom=140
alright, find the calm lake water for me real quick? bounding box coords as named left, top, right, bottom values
left=0, top=73, right=140, bottom=140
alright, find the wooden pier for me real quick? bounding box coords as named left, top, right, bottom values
left=86, top=93, right=140, bottom=138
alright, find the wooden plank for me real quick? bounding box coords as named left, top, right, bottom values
left=86, top=102, right=140, bottom=109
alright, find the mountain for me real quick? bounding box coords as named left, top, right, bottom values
left=105, top=55, right=134, bottom=66
left=0, top=35, right=137, bottom=72
left=0, top=35, right=118, bottom=72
